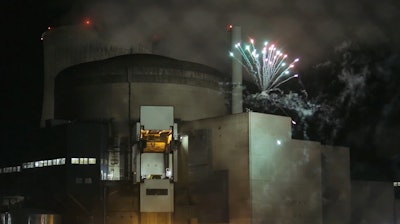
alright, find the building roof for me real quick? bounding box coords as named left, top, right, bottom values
left=56, top=53, right=228, bottom=89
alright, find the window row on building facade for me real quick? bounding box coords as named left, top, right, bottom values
left=0, top=157, right=97, bottom=175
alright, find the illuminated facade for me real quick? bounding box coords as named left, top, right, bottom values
left=0, top=111, right=353, bottom=224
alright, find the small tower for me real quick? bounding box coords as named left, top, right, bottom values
left=229, top=25, right=243, bottom=114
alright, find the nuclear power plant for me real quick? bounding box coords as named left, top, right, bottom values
left=0, top=22, right=396, bottom=224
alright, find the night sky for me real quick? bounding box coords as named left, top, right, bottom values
left=1, top=0, right=400, bottom=179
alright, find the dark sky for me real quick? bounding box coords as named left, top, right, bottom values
left=1, top=0, right=400, bottom=177
left=4, top=0, right=399, bottom=68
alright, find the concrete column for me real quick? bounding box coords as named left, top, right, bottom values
left=231, top=26, right=243, bottom=114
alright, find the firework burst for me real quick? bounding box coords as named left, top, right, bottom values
left=230, top=38, right=300, bottom=92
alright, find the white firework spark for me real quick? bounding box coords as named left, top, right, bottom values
left=230, top=38, right=300, bottom=92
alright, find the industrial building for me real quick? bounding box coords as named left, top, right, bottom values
left=0, top=22, right=395, bottom=224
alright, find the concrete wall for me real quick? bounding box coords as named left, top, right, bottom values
left=42, top=25, right=149, bottom=126
left=43, top=27, right=125, bottom=126
left=249, top=112, right=322, bottom=224
left=351, top=181, right=394, bottom=224
left=180, top=113, right=250, bottom=224
left=395, top=199, right=400, bottom=224
left=179, top=112, right=353, bottom=224
left=208, top=113, right=251, bottom=224
left=56, top=83, right=227, bottom=136
left=321, top=146, right=351, bottom=224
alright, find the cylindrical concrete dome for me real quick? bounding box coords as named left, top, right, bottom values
left=41, top=24, right=151, bottom=126
left=55, top=53, right=229, bottom=133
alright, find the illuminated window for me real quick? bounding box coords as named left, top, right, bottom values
left=71, top=158, right=79, bottom=164
left=71, top=157, right=96, bottom=165
left=89, top=158, right=96, bottom=164
left=16, top=158, right=67, bottom=169
left=80, top=158, right=88, bottom=164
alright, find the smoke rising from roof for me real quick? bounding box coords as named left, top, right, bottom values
left=60, top=0, right=400, bottom=71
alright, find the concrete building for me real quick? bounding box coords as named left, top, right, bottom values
left=0, top=23, right=396, bottom=224
left=179, top=112, right=350, bottom=224
left=352, top=181, right=395, bottom=224
left=1, top=111, right=353, bottom=224
left=41, top=22, right=151, bottom=127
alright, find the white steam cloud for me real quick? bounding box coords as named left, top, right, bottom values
left=62, top=0, right=400, bottom=71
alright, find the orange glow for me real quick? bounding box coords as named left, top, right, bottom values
left=84, top=19, right=91, bottom=25
left=141, top=130, right=172, bottom=153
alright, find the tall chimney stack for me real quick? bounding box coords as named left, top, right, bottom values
left=230, top=25, right=243, bottom=114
